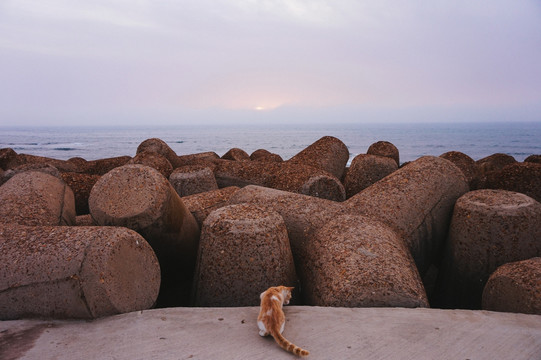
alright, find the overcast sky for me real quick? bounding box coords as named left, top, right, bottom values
left=1, top=0, right=541, bottom=126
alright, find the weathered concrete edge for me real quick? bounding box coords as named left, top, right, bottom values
left=1, top=306, right=540, bottom=360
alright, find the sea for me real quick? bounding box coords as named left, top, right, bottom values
left=1, top=122, right=540, bottom=166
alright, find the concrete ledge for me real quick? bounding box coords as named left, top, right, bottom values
left=1, top=307, right=540, bottom=360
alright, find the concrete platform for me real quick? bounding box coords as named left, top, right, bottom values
left=1, top=306, right=540, bottom=360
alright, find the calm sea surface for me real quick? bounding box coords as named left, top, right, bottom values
left=1, top=122, right=540, bottom=165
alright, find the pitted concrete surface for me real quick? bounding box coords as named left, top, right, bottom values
left=1, top=307, right=540, bottom=360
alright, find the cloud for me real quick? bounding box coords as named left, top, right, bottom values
left=0, top=0, right=540, bottom=125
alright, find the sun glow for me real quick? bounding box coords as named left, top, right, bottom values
left=254, top=106, right=266, bottom=111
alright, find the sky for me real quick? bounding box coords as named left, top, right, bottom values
left=1, top=0, right=541, bottom=126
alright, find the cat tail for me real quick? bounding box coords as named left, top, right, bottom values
left=271, top=330, right=310, bottom=357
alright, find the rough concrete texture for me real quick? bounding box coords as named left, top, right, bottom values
left=343, top=154, right=398, bottom=198
left=440, top=151, right=479, bottom=187
left=128, top=151, right=173, bottom=178
left=60, top=172, right=101, bottom=215
left=0, top=147, right=17, bottom=169
left=214, top=159, right=346, bottom=201
left=75, top=214, right=95, bottom=226
left=437, top=190, right=541, bottom=309
left=302, top=215, right=428, bottom=307
left=477, top=153, right=517, bottom=176
left=0, top=171, right=76, bottom=226
left=182, top=186, right=239, bottom=227
left=525, top=154, right=541, bottom=163
left=367, top=140, right=400, bottom=166
left=222, top=148, right=251, bottom=161
left=228, top=185, right=344, bottom=261
left=136, top=138, right=182, bottom=168
left=89, top=164, right=200, bottom=307
left=193, top=204, right=297, bottom=307
left=169, top=165, right=218, bottom=197
left=4, top=153, right=78, bottom=173
left=482, top=162, right=541, bottom=203
left=288, top=136, right=349, bottom=179
left=1, top=307, right=540, bottom=360
left=84, top=156, right=132, bottom=175
left=2, top=163, right=61, bottom=185
left=250, top=149, right=283, bottom=162
left=345, top=156, right=469, bottom=274
left=176, top=151, right=220, bottom=167
left=483, top=257, right=541, bottom=315
left=0, top=224, right=160, bottom=320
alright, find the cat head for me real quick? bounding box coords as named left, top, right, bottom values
left=277, top=286, right=294, bottom=305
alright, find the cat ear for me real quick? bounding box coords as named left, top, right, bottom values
left=288, top=287, right=294, bottom=291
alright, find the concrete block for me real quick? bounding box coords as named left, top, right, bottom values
left=0, top=224, right=160, bottom=320
left=288, top=136, right=349, bottom=179
left=302, top=214, right=428, bottom=307
left=169, top=165, right=218, bottom=197
left=89, top=164, right=200, bottom=306
left=344, top=154, right=397, bottom=198
left=182, top=186, right=239, bottom=227
left=367, top=141, right=399, bottom=166
left=193, top=204, right=297, bottom=306
left=0, top=171, right=76, bottom=226
left=438, top=189, right=541, bottom=309
left=482, top=257, right=541, bottom=315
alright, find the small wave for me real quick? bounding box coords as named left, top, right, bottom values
left=53, top=147, right=77, bottom=151
left=173, top=140, right=184, bottom=144
left=7, top=142, right=39, bottom=146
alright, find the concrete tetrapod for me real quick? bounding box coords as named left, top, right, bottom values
left=437, top=189, right=541, bottom=309
left=0, top=171, right=76, bottom=226
left=302, top=215, right=428, bottom=307
left=89, top=164, right=200, bottom=307
left=0, top=224, right=160, bottom=320
left=482, top=257, right=541, bottom=315
left=214, top=159, right=346, bottom=201
left=288, top=135, right=349, bottom=179
left=193, top=204, right=298, bottom=307
left=345, top=156, right=469, bottom=274
left=182, top=186, right=240, bottom=227
left=343, top=154, right=398, bottom=198
left=229, top=157, right=468, bottom=279
left=169, top=165, right=218, bottom=197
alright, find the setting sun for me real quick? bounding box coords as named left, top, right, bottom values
left=254, top=106, right=266, bottom=111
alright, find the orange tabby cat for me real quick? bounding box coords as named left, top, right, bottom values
left=257, top=286, right=309, bottom=357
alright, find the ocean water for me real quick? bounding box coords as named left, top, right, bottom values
left=1, top=122, right=540, bottom=165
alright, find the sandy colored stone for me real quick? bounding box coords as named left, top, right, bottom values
left=482, top=257, right=541, bottom=315
left=136, top=138, right=182, bottom=168
left=85, top=156, right=132, bottom=176
left=367, top=141, right=400, bottom=166
left=0, top=148, right=17, bottom=170
left=75, top=214, right=95, bottom=226
left=525, top=154, right=541, bottom=164
left=477, top=153, right=516, bottom=176
left=437, top=189, right=541, bottom=309
left=302, top=214, right=428, bottom=307
left=182, top=186, right=239, bottom=227
left=193, top=204, right=297, bottom=307
left=250, top=149, right=283, bottom=162
left=440, top=151, right=479, bottom=187
left=346, top=156, right=469, bottom=274
left=60, top=172, right=101, bottom=215
left=128, top=151, right=173, bottom=178
left=176, top=152, right=220, bottom=167
left=222, top=148, right=250, bottom=161
left=2, top=163, right=61, bottom=184
left=0, top=224, right=160, bottom=320
left=214, top=159, right=345, bottom=201
left=89, top=164, right=200, bottom=307
left=169, top=165, right=218, bottom=197
left=228, top=185, right=344, bottom=262
left=344, top=154, right=398, bottom=198
left=482, top=162, right=541, bottom=203
left=0, top=171, right=76, bottom=226
left=288, top=136, right=349, bottom=179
